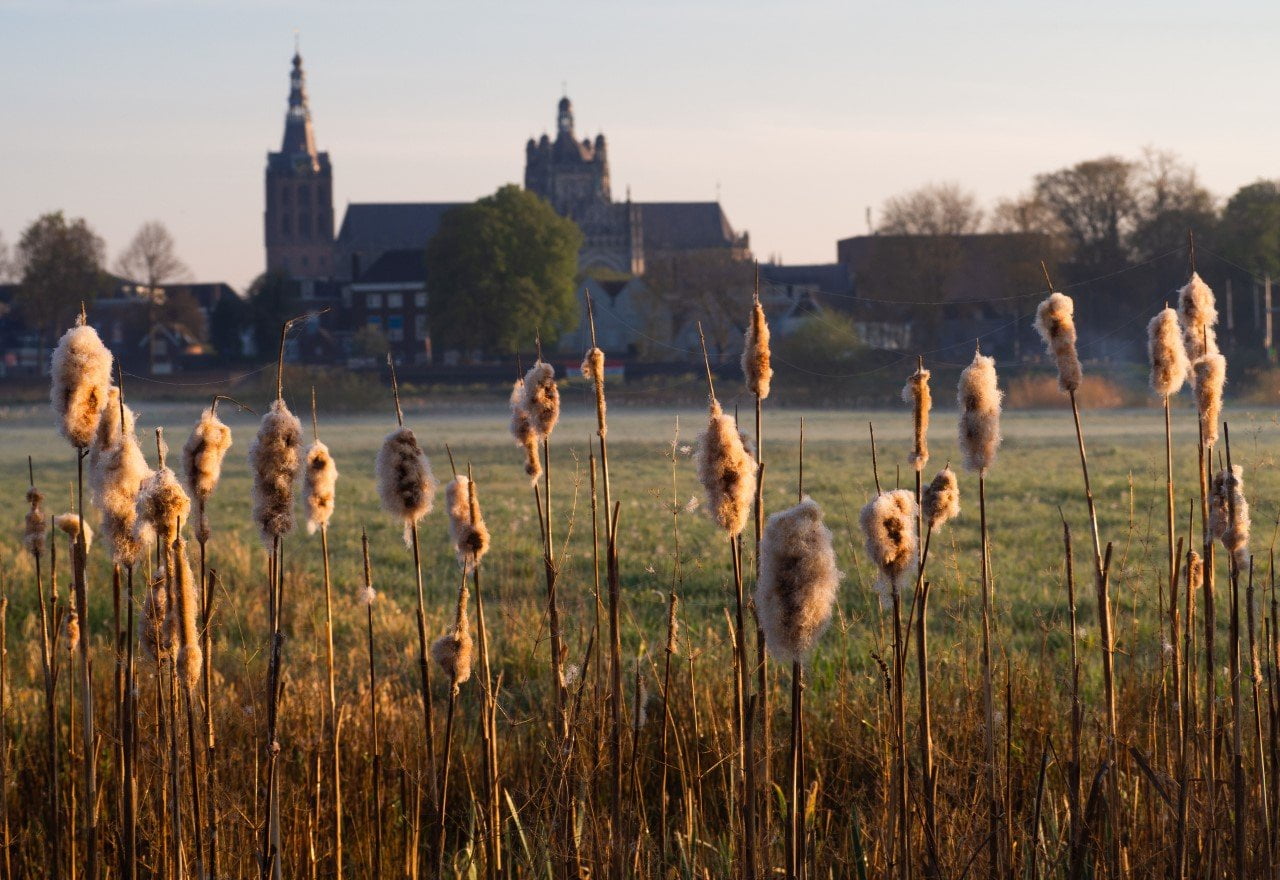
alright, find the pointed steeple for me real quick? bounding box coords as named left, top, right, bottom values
left=281, top=49, right=319, bottom=166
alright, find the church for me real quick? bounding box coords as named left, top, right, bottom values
left=263, top=51, right=751, bottom=362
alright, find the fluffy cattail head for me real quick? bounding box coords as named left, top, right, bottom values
left=170, top=535, right=202, bottom=690
left=64, top=607, right=80, bottom=654
left=1034, top=292, right=1082, bottom=393
left=91, top=406, right=150, bottom=567
left=431, top=586, right=473, bottom=691
left=1178, top=272, right=1219, bottom=360
left=445, top=475, right=490, bottom=570
left=376, top=426, right=437, bottom=546
left=182, top=406, right=233, bottom=514
left=88, top=387, right=133, bottom=475
left=1147, top=307, right=1190, bottom=397
left=520, top=362, right=560, bottom=438
left=742, top=300, right=773, bottom=400
left=249, top=399, right=302, bottom=547
left=694, top=401, right=758, bottom=536
left=304, top=440, right=338, bottom=535
left=957, top=351, right=1003, bottom=475
left=1186, top=549, right=1204, bottom=597
left=755, top=497, right=842, bottom=665
left=581, top=347, right=608, bottom=438
left=24, top=486, right=46, bottom=560
left=1192, top=353, right=1226, bottom=446
left=50, top=314, right=114, bottom=448
left=55, top=513, right=93, bottom=554
left=922, top=467, right=961, bottom=532
left=1209, top=465, right=1250, bottom=569
left=860, top=489, right=917, bottom=610
left=140, top=568, right=171, bottom=662
left=902, top=366, right=931, bottom=472
left=665, top=594, right=681, bottom=656
left=134, top=463, right=190, bottom=550
left=509, top=379, right=542, bottom=484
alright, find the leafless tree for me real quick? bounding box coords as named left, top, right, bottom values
left=879, top=182, right=985, bottom=236
left=115, top=221, right=191, bottom=371
left=0, top=231, right=14, bottom=283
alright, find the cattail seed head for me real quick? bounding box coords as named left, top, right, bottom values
left=694, top=401, right=757, bottom=537
left=431, top=585, right=473, bottom=691
left=1192, top=353, right=1226, bottom=447
left=755, top=497, right=842, bottom=665
left=249, top=399, right=302, bottom=547
left=1147, top=307, right=1189, bottom=397
left=509, top=378, right=542, bottom=484
left=64, top=607, right=80, bottom=654
left=140, top=567, right=172, bottom=662
left=55, top=513, right=93, bottom=554
left=134, top=463, right=190, bottom=551
left=1178, top=272, right=1219, bottom=361
left=860, top=489, right=917, bottom=610
left=170, top=535, right=202, bottom=689
left=445, top=475, right=490, bottom=570
left=520, top=361, right=560, bottom=438
left=957, top=351, right=1003, bottom=475
left=902, top=366, right=931, bottom=472
left=50, top=314, right=114, bottom=449
left=922, top=467, right=961, bottom=532
left=303, top=440, right=338, bottom=535
left=376, top=426, right=437, bottom=546
left=89, top=387, right=150, bottom=566
left=742, top=300, right=773, bottom=400
left=1209, top=465, right=1250, bottom=569
left=1034, top=292, right=1082, bottom=393
left=1186, top=550, right=1204, bottom=598
left=24, top=486, right=46, bottom=560
left=665, top=593, right=680, bottom=655
left=581, top=347, right=608, bottom=438
left=182, top=407, right=233, bottom=542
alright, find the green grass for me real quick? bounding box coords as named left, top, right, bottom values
left=7, top=393, right=1279, bottom=699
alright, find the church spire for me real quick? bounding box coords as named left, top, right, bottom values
left=281, top=48, right=319, bottom=165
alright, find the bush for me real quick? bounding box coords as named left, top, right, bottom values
left=1005, top=373, right=1129, bottom=409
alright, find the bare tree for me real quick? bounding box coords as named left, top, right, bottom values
left=115, top=221, right=191, bottom=372
left=1033, top=156, right=1138, bottom=273
left=640, top=249, right=754, bottom=359
left=879, top=182, right=984, bottom=236
left=989, top=191, right=1067, bottom=237
left=0, top=231, right=14, bottom=283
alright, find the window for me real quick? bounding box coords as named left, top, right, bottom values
left=387, top=314, right=404, bottom=342
left=281, top=186, right=291, bottom=205
left=387, top=292, right=403, bottom=309
left=301, top=255, right=309, bottom=268
left=281, top=214, right=291, bottom=235
left=415, top=314, right=427, bottom=339
left=297, top=183, right=310, bottom=205
left=414, top=292, right=427, bottom=308
left=366, top=315, right=382, bottom=329
left=367, top=292, right=383, bottom=309
left=299, top=213, right=311, bottom=239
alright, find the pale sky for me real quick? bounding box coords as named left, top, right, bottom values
left=2, top=0, right=1277, bottom=292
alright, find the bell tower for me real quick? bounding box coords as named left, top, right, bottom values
left=264, top=49, right=334, bottom=279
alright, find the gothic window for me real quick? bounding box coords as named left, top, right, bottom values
left=299, top=213, right=311, bottom=239
left=281, top=186, right=291, bottom=205
left=297, top=183, right=310, bottom=205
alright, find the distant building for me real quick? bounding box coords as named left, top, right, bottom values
left=264, top=52, right=335, bottom=280
left=344, top=249, right=431, bottom=366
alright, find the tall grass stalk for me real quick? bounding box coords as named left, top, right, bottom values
left=359, top=531, right=383, bottom=880
left=1222, top=425, right=1248, bottom=875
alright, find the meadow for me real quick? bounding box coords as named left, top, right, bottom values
left=4, top=383, right=1280, bottom=878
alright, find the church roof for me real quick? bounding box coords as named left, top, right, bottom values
left=638, top=202, right=740, bottom=252
left=336, top=203, right=465, bottom=251
left=354, top=249, right=427, bottom=285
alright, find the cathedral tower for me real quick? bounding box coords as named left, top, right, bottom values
left=264, top=50, right=334, bottom=279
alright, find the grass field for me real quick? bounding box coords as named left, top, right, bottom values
left=5, top=388, right=1280, bottom=877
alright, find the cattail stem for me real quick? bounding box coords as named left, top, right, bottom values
left=730, top=531, right=758, bottom=880
left=318, top=522, right=342, bottom=880
left=753, top=387, right=772, bottom=861
left=607, top=501, right=624, bottom=880
left=1248, top=558, right=1274, bottom=873
left=1223, top=425, right=1247, bottom=877
left=787, top=662, right=804, bottom=880
left=200, top=563, right=219, bottom=880
left=72, top=448, right=99, bottom=880
left=184, top=683, right=206, bottom=880
left=914, top=526, right=939, bottom=879
left=891, top=582, right=911, bottom=880
left=436, top=570, right=467, bottom=877
left=1198, top=421, right=1220, bottom=867
left=122, top=564, right=136, bottom=880
left=361, top=532, right=384, bottom=880
left=408, top=521, right=440, bottom=812
left=978, top=473, right=1000, bottom=880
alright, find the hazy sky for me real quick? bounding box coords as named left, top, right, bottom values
left=2, top=0, right=1277, bottom=292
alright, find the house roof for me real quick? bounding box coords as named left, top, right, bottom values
left=638, top=202, right=740, bottom=252
left=760, top=263, right=853, bottom=297
left=355, top=249, right=427, bottom=285
left=336, top=202, right=465, bottom=251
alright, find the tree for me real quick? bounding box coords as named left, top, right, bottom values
left=209, top=291, right=251, bottom=360
left=1128, top=149, right=1217, bottom=261
left=425, top=184, right=583, bottom=357
left=1034, top=156, right=1138, bottom=274
left=1217, top=181, right=1280, bottom=277
left=879, top=182, right=984, bottom=236
left=352, top=325, right=390, bottom=360
left=14, top=212, right=108, bottom=339
left=640, top=249, right=755, bottom=357
left=774, top=312, right=865, bottom=374
left=0, top=231, right=14, bottom=283
left=246, top=271, right=300, bottom=360
left=989, top=191, right=1067, bottom=238
left=115, top=221, right=190, bottom=295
